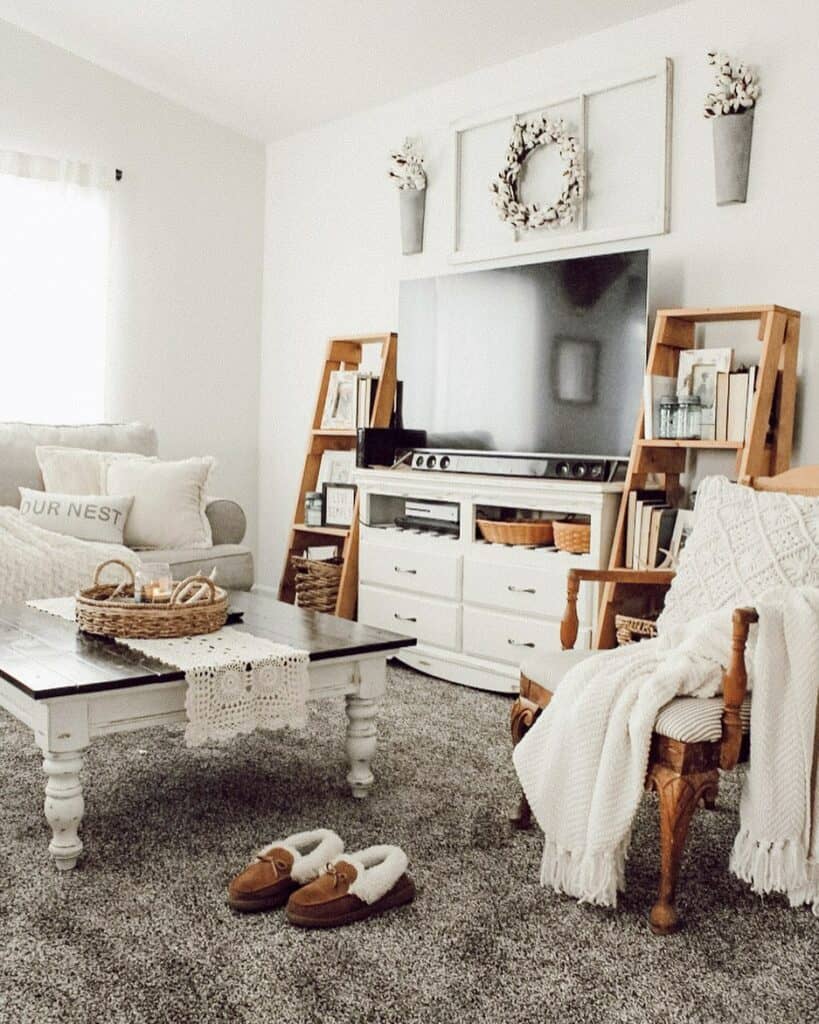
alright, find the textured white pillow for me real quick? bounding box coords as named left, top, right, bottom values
left=658, top=475, right=819, bottom=632
left=105, top=457, right=214, bottom=550
left=18, top=487, right=133, bottom=544
left=36, top=446, right=156, bottom=495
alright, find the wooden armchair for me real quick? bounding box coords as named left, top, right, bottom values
left=511, top=566, right=757, bottom=933
left=512, top=467, right=819, bottom=931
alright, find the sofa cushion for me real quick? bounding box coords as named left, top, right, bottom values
left=520, top=648, right=594, bottom=690
left=0, top=422, right=157, bottom=508
left=150, top=544, right=254, bottom=592
left=105, top=457, right=214, bottom=550
left=18, top=487, right=133, bottom=545
left=36, top=446, right=156, bottom=495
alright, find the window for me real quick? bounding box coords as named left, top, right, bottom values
left=0, top=153, right=113, bottom=423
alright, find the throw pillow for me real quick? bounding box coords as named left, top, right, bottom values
left=36, top=446, right=156, bottom=495
left=18, top=488, right=134, bottom=545
left=104, top=457, right=214, bottom=550
left=658, top=475, right=819, bottom=632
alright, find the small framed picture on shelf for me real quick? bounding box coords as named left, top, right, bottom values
left=322, top=483, right=357, bottom=528
left=316, top=449, right=356, bottom=489
left=320, top=370, right=359, bottom=429
left=668, top=509, right=696, bottom=566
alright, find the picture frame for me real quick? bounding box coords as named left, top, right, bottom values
left=677, top=347, right=732, bottom=396
left=322, top=483, right=357, bottom=528
left=316, top=449, right=356, bottom=489
left=321, top=370, right=359, bottom=429
left=667, top=509, right=696, bottom=567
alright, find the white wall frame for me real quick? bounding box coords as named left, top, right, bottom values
left=450, top=59, right=672, bottom=265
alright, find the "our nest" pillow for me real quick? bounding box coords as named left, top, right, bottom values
left=18, top=488, right=134, bottom=545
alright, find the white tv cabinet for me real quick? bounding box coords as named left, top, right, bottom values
left=355, top=467, right=622, bottom=694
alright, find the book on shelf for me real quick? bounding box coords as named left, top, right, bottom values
left=715, top=372, right=730, bottom=441
left=727, top=370, right=749, bottom=442
left=626, top=500, right=686, bottom=571
left=626, top=490, right=666, bottom=569
left=356, top=373, right=379, bottom=428
left=643, top=375, right=676, bottom=440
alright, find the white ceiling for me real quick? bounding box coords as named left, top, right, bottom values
left=0, top=1, right=685, bottom=140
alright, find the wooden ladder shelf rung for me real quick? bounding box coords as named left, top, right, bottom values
left=278, top=332, right=397, bottom=620
left=595, top=304, right=800, bottom=649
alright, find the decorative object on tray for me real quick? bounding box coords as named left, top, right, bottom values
left=490, top=113, right=583, bottom=231
left=389, top=137, right=426, bottom=255
left=615, top=612, right=659, bottom=646
left=553, top=519, right=591, bottom=554
left=76, top=559, right=228, bottom=639
left=322, top=483, right=356, bottom=528
left=291, top=554, right=343, bottom=613
left=476, top=518, right=554, bottom=547
left=704, top=51, right=760, bottom=206
left=134, top=561, right=172, bottom=603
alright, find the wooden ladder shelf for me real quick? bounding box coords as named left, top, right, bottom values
left=278, top=332, right=397, bottom=620
left=596, top=304, right=801, bottom=648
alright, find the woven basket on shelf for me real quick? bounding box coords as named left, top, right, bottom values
left=76, top=559, right=228, bottom=639
left=615, top=613, right=659, bottom=646
left=291, top=556, right=343, bottom=613
left=553, top=520, right=591, bottom=554
left=476, top=519, right=554, bottom=546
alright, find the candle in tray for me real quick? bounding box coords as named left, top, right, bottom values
left=135, top=562, right=172, bottom=604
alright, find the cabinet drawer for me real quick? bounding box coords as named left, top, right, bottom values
left=359, top=544, right=460, bottom=600
left=462, top=606, right=590, bottom=667
left=463, top=557, right=592, bottom=621
left=359, top=585, right=460, bottom=650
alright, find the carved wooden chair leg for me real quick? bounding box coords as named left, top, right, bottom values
left=648, top=764, right=719, bottom=935
left=701, top=781, right=719, bottom=811
left=510, top=695, right=541, bottom=831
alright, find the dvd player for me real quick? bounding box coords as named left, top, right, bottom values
left=406, top=449, right=626, bottom=482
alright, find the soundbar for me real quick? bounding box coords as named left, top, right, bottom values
left=406, top=449, right=627, bottom=482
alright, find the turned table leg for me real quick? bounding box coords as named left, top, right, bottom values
left=42, top=749, right=86, bottom=870
left=345, top=659, right=386, bottom=799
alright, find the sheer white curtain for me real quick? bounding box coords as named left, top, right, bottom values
left=0, top=152, right=113, bottom=423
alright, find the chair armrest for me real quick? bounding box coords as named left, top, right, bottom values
left=205, top=498, right=247, bottom=546
left=559, top=568, right=676, bottom=650
left=720, top=607, right=758, bottom=770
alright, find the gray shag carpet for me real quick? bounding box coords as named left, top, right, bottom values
left=1, top=664, right=817, bottom=1024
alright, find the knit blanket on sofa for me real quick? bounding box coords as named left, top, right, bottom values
left=0, top=507, right=139, bottom=603
left=513, top=589, right=819, bottom=915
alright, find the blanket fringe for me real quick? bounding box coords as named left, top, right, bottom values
left=539, top=837, right=629, bottom=908
left=730, top=830, right=819, bottom=916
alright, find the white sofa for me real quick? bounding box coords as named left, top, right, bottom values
left=0, top=422, right=253, bottom=590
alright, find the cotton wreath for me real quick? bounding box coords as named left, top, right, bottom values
left=490, top=114, right=583, bottom=230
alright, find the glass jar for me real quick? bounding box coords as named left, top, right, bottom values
left=676, top=395, right=702, bottom=440
left=135, top=562, right=172, bottom=604
left=304, top=491, right=323, bottom=527
left=658, top=396, right=679, bottom=439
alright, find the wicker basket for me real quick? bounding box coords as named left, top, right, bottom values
left=615, top=613, right=659, bottom=646
left=291, top=555, right=343, bottom=613
left=76, top=559, right=228, bottom=639
left=553, top=520, right=591, bottom=554
left=476, top=519, right=554, bottom=546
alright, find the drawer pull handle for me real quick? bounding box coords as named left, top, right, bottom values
left=507, top=639, right=535, bottom=648
left=394, top=613, right=418, bottom=623
left=394, top=565, right=418, bottom=575
left=507, top=585, right=536, bottom=594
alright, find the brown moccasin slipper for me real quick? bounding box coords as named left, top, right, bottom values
left=286, top=845, right=415, bottom=928
left=228, top=828, right=344, bottom=912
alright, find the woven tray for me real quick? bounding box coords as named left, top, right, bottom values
left=76, top=559, right=228, bottom=639
left=553, top=520, right=591, bottom=554
left=476, top=519, right=554, bottom=546
left=291, top=555, right=343, bottom=613
left=615, top=613, right=659, bottom=646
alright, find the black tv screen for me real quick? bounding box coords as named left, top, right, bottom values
left=398, top=250, right=648, bottom=458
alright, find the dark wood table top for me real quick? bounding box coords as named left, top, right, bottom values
left=0, top=592, right=415, bottom=701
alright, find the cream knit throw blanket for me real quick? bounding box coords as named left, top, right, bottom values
left=514, top=589, right=819, bottom=914
left=0, top=507, right=139, bottom=603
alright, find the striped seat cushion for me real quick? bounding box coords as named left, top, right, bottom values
left=654, top=694, right=752, bottom=743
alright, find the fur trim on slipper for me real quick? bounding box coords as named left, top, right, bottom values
left=328, top=845, right=409, bottom=905
left=258, top=829, right=344, bottom=884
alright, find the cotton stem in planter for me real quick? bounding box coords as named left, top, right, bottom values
left=704, top=51, right=760, bottom=206
left=389, top=137, right=426, bottom=255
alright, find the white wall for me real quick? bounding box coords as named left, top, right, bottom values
left=259, top=0, right=819, bottom=589
left=0, top=18, right=265, bottom=544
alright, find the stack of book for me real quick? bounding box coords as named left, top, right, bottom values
left=356, top=373, right=378, bottom=428
left=625, top=491, right=678, bottom=570
left=714, top=366, right=757, bottom=442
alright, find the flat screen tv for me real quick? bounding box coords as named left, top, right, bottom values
left=398, top=250, right=648, bottom=458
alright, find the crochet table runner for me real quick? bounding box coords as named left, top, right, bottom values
left=27, top=598, right=309, bottom=746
